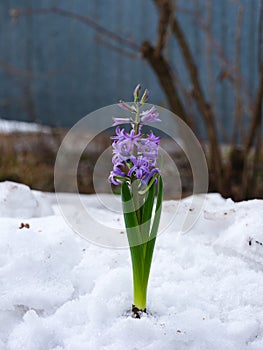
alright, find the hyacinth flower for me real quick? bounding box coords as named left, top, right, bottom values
left=108, top=84, right=163, bottom=318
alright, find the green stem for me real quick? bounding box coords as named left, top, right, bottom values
left=134, top=101, right=140, bottom=134
left=132, top=102, right=142, bottom=225
left=132, top=179, right=142, bottom=229
left=133, top=277, right=147, bottom=310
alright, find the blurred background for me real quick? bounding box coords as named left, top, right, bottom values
left=0, top=0, right=262, bottom=200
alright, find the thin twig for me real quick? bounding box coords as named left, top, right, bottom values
left=166, top=7, right=223, bottom=190
left=154, top=0, right=176, bottom=57
left=155, top=0, right=173, bottom=56
left=12, top=6, right=140, bottom=53
left=245, top=62, right=263, bottom=151
left=241, top=62, right=263, bottom=198
left=232, top=0, right=244, bottom=145
left=250, top=123, right=262, bottom=197
left=193, top=12, right=253, bottom=109
left=0, top=97, right=23, bottom=106
left=95, top=34, right=141, bottom=60
left=205, top=0, right=229, bottom=143
left=141, top=41, right=189, bottom=124
left=169, top=62, right=200, bottom=133
left=0, top=59, right=67, bottom=79
left=258, top=0, right=263, bottom=69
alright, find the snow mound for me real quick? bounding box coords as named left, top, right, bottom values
left=0, top=118, right=49, bottom=134
left=0, top=182, right=53, bottom=218
left=213, top=199, right=263, bottom=265
left=0, top=182, right=263, bottom=349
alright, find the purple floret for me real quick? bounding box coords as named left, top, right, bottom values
left=140, top=107, right=161, bottom=124
left=128, top=156, right=150, bottom=179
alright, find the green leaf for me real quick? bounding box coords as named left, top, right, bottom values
left=121, top=182, right=143, bottom=288
left=138, top=173, right=158, bottom=195
left=121, top=182, right=142, bottom=247
left=143, top=176, right=163, bottom=288
left=149, top=176, right=163, bottom=240
left=121, top=177, right=163, bottom=311
left=140, top=181, right=155, bottom=254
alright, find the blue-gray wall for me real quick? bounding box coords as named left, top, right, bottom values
left=0, top=0, right=261, bottom=133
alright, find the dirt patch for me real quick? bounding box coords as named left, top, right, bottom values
left=0, top=129, right=193, bottom=198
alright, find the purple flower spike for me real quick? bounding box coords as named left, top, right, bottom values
left=109, top=86, right=161, bottom=186
left=140, top=107, right=161, bottom=124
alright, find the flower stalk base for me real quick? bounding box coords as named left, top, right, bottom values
left=132, top=304, right=147, bottom=319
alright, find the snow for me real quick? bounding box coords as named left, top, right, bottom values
left=0, top=119, right=49, bottom=133
left=1, top=181, right=263, bottom=350
left=0, top=182, right=53, bottom=218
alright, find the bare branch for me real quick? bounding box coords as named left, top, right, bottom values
left=141, top=41, right=189, bottom=124
left=0, top=58, right=67, bottom=79
left=0, top=97, right=23, bottom=107
left=95, top=34, right=141, bottom=60
left=205, top=0, right=229, bottom=143
left=232, top=1, right=244, bottom=144
left=187, top=8, right=253, bottom=109
left=250, top=123, right=262, bottom=198
left=168, top=11, right=223, bottom=189
left=205, top=0, right=215, bottom=110
left=258, top=0, right=263, bottom=69
left=169, top=62, right=200, bottom=133
left=154, top=0, right=174, bottom=56
left=245, top=62, right=263, bottom=151
left=12, top=6, right=140, bottom=53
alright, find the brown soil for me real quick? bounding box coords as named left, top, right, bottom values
left=0, top=128, right=193, bottom=199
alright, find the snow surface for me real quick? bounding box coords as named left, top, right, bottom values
left=0, top=119, right=49, bottom=133
left=1, top=181, right=263, bottom=350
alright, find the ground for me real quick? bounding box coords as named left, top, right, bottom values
left=0, top=181, right=263, bottom=350
left=0, top=118, right=192, bottom=197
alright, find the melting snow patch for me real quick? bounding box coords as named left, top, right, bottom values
left=0, top=118, right=49, bottom=134
left=0, top=181, right=263, bottom=350
left=0, top=182, right=53, bottom=218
